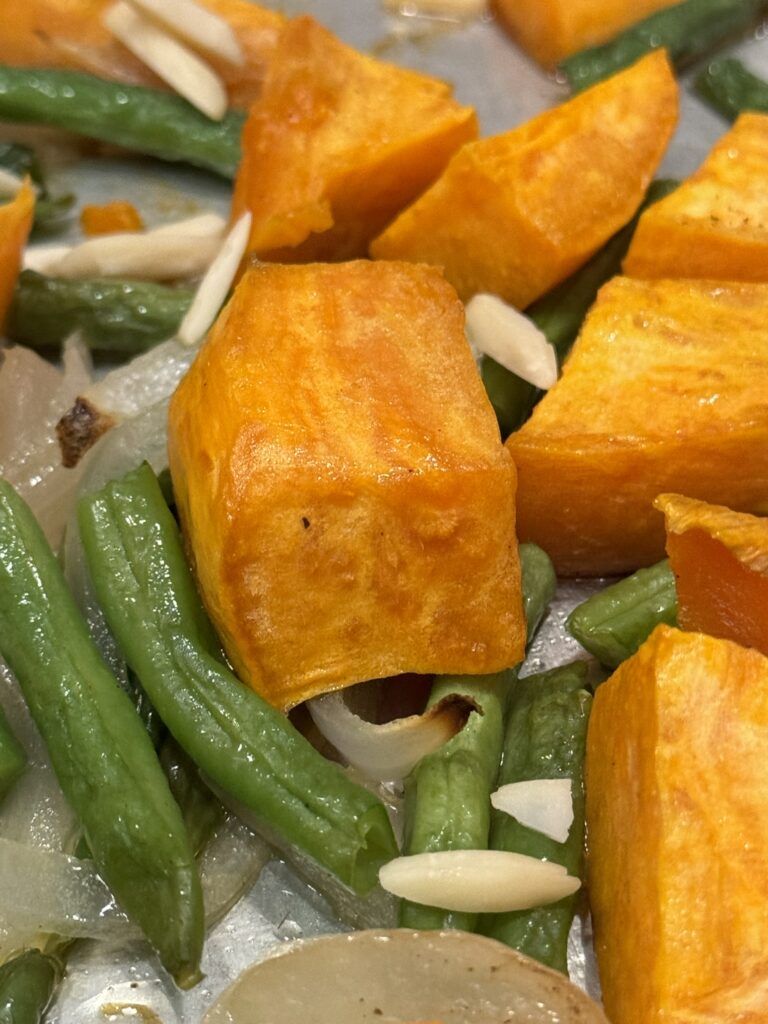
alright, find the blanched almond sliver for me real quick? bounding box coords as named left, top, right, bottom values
left=103, top=1, right=228, bottom=120
left=465, top=293, right=558, bottom=390
left=491, top=778, right=574, bottom=843
left=127, top=0, right=244, bottom=66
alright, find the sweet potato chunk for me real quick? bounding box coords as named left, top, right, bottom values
left=624, top=113, right=768, bottom=282
left=230, top=16, right=478, bottom=263
left=168, top=260, right=524, bottom=711
left=506, top=277, right=768, bottom=576
left=586, top=625, right=768, bottom=1024
left=493, top=0, right=678, bottom=67
left=370, top=50, right=677, bottom=308
left=0, top=181, right=35, bottom=330
left=0, top=0, right=285, bottom=107
left=655, top=493, right=768, bottom=657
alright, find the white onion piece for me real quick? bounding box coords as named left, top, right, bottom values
left=200, top=815, right=272, bottom=928
left=379, top=850, right=580, bottom=913
left=465, top=293, right=558, bottom=390
left=44, top=212, right=226, bottom=281
left=0, top=167, right=25, bottom=196
left=0, top=337, right=92, bottom=548
left=177, top=211, right=251, bottom=347
left=204, top=929, right=609, bottom=1024
left=127, top=0, right=244, bottom=65
left=104, top=1, right=228, bottom=120
left=307, top=690, right=473, bottom=782
left=491, top=778, right=574, bottom=843
left=385, top=0, right=487, bottom=17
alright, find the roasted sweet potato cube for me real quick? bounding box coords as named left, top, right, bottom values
left=230, top=15, right=478, bottom=263
left=0, top=0, right=284, bottom=107
left=168, top=260, right=524, bottom=711
left=506, top=277, right=768, bottom=576
left=586, top=624, right=768, bottom=1024
left=0, top=181, right=35, bottom=330
left=624, top=113, right=768, bottom=282
left=493, top=0, right=678, bottom=67
left=655, top=492, right=768, bottom=657
left=370, top=50, right=677, bottom=308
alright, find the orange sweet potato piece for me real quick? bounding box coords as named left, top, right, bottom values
left=506, top=277, right=768, bottom=576
left=230, top=16, right=478, bottom=263
left=168, top=260, right=524, bottom=711
left=586, top=624, right=768, bottom=1024
left=655, top=492, right=768, bottom=657
left=0, top=0, right=285, bottom=108
left=493, top=0, right=678, bottom=67
left=624, top=113, right=768, bottom=282
left=0, top=181, right=35, bottom=330
left=370, top=50, right=677, bottom=307
left=80, top=199, right=144, bottom=235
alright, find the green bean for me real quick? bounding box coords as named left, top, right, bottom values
left=567, top=559, right=677, bottom=668
left=0, top=142, right=74, bottom=236
left=561, top=0, right=768, bottom=94
left=482, top=179, right=679, bottom=437
left=0, top=703, right=25, bottom=804
left=695, top=57, right=768, bottom=120
left=0, top=479, right=204, bottom=989
left=0, top=949, right=63, bottom=1024
left=8, top=271, right=193, bottom=354
left=78, top=463, right=398, bottom=896
left=480, top=662, right=592, bottom=973
left=0, top=67, right=244, bottom=178
left=399, top=543, right=556, bottom=931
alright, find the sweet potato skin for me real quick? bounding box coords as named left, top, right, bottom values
left=0, top=0, right=285, bottom=108
left=0, top=181, right=35, bottom=330
left=587, top=625, right=768, bottom=1024
left=624, top=113, right=768, bottom=282
left=231, top=16, right=478, bottom=263
left=506, top=277, right=768, bottom=576
left=168, top=260, right=524, bottom=711
left=656, top=493, right=768, bottom=657
left=493, top=0, right=678, bottom=67
left=370, top=50, right=677, bottom=307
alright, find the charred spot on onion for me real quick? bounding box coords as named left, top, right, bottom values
left=56, top=397, right=115, bottom=468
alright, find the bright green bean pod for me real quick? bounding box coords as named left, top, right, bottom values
left=0, top=66, right=244, bottom=177
left=0, top=704, right=25, bottom=804
left=567, top=559, right=677, bottom=668
left=78, top=463, right=398, bottom=896
left=561, top=0, right=768, bottom=94
left=0, top=479, right=204, bottom=989
left=8, top=272, right=194, bottom=354
left=480, top=662, right=592, bottom=973
left=695, top=57, right=768, bottom=120
left=0, top=949, right=63, bottom=1024
left=482, top=179, right=679, bottom=437
left=399, top=543, right=556, bottom=931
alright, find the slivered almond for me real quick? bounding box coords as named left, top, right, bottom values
left=491, top=778, right=574, bottom=843
left=103, top=1, right=228, bottom=120
left=177, top=211, right=251, bottom=347
left=127, top=0, right=244, bottom=66
left=465, top=293, right=558, bottom=390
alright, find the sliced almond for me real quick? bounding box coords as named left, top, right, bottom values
left=177, top=211, right=251, bottom=347
left=127, top=0, right=244, bottom=66
left=465, top=293, right=558, bottom=390
left=103, top=1, right=228, bottom=120
left=491, top=778, right=574, bottom=843
left=379, top=850, right=580, bottom=913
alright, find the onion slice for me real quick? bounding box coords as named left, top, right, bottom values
left=41, top=212, right=226, bottom=281
left=379, top=850, right=580, bottom=913
left=491, top=778, right=574, bottom=843
left=204, top=929, right=609, bottom=1024
left=0, top=168, right=25, bottom=197
left=104, top=1, right=228, bottom=120
left=465, top=293, right=558, bottom=390
left=127, top=0, right=244, bottom=66
left=177, top=211, right=251, bottom=347
left=307, top=689, right=475, bottom=782
left=384, top=0, right=487, bottom=17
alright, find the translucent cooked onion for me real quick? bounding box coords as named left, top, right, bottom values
left=491, top=778, right=574, bottom=843
left=307, top=688, right=475, bottom=781
left=379, top=850, right=580, bottom=913
left=203, top=929, right=609, bottom=1024
left=465, top=293, right=558, bottom=390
